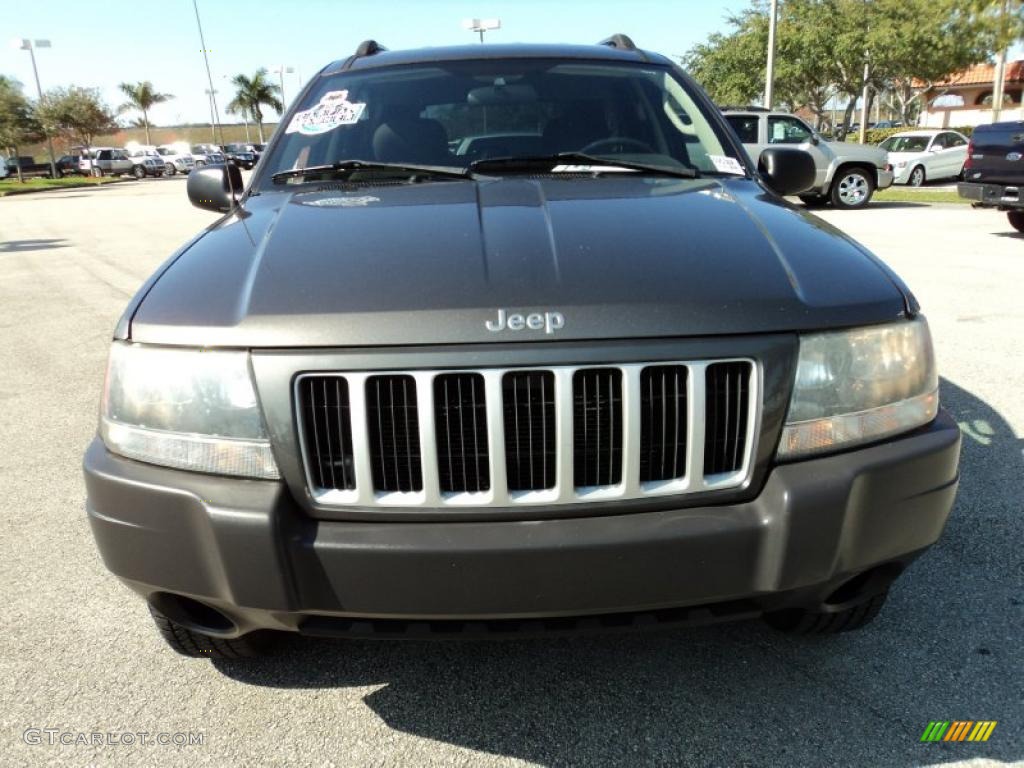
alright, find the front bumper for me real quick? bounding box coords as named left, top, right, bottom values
left=876, top=168, right=895, bottom=190
left=957, top=181, right=1024, bottom=208
left=84, top=411, right=960, bottom=637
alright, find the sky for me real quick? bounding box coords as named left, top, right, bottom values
left=2, top=0, right=750, bottom=126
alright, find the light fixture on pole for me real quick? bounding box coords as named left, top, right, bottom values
left=271, top=65, right=295, bottom=108
left=461, top=18, right=500, bottom=43
left=11, top=37, right=57, bottom=179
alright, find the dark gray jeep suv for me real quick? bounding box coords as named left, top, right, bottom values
left=84, top=37, right=960, bottom=658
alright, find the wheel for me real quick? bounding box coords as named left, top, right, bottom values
left=1007, top=210, right=1024, bottom=233
left=148, top=605, right=269, bottom=659
left=829, top=167, right=875, bottom=209
left=798, top=194, right=829, bottom=208
left=195, top=159, right=206, bottom=167
left=132, top=165, right=146, bottom=180
left=764, top=592, right=888, bottom=634
left=908, top=165, right=925, bottom=187
left=91, top=167, right=103, bottom=178
left=165, top=163, right=176, bottom=176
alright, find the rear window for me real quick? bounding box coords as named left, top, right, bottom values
left=259, top=58, right=741, bottom=186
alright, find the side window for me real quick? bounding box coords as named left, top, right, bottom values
left=947, top=133, right=967, bottom=147
left=768, top=117, right=812, bottom=144
left=98, top=150, right=111, bottom=160
left=725, top=115, right=759, bottom=144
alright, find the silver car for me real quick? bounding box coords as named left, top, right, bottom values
left=880, top=130, right=969, bottom=187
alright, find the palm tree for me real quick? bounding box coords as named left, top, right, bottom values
left=227, top=69, right=282, bottom=143
left=118, top=81, right=172, bottom=145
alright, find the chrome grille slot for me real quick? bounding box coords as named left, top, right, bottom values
left=298, top=376, right=355, bottom=491
left=502, top=371, right=556, bottom=491
left=366, top=375, right=423, bottom=492
left=573, top=368, right=623, bottom=488
left=704, top=362, right=752, bottom=476
left=295, top=358, right=758, bottom=509
left=639, top=365, right=688, bottom=483
left=435, top=373, right=489, bottom=493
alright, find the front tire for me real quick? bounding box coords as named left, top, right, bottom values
left=830, top=167, right=875, bottom=209
left=165, top=163, right=176, bottom=176
left=149, top=605, right=269, bottom=659
left=91, top=167, right=104, bottom=178
left=132, top=165, right=146, bottom=180
left=764, top=592, right=889, bottom=634
left=1007, top=210, right=1024, bottom=233
left=799, top=194, right=829, bottom=208
left=908, top=165, right=925, bottom=187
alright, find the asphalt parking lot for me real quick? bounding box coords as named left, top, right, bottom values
left=1, top=178, right=1021, bottom=767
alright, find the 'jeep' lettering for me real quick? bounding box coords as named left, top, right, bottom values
left=485, top=309, right=565, bottom=335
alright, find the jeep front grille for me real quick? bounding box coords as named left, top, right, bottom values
left=296, top=360, right=758, bottom=508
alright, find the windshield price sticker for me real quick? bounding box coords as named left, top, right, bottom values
left=709, top=155, right=745, bottom=175
left=286, top=90, right=367, bottom=135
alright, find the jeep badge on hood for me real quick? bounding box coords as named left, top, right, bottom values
left=485, top=309, right=566, bottom=334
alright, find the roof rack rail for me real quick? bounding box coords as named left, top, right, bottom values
left=598, top=34, right=637, bottom=51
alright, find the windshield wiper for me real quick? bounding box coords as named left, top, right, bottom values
left=272, top=160, right=471, bottom=184
left=469, top=152, right=699, bottom=178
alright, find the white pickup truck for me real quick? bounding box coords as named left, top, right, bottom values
left=723, top=108, right=894, bottom=209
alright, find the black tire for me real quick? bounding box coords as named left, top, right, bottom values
left=1007, top=210, right=1024, bottom=233
left=132, top=165, right=146, bottom=180
left=91, top=167, right=104, bottom=178
left=908, top=165, right=926, bottom=187
left=763, top=592, right=888, bottom=635
left=799, top=194, right=829, bottom=208
left=148, top=604, right=269, bottom=659
left=195, top=159, right=206, bottom=167
left=165, top=163, right=176, bottom=176
left=829, top=167, right=875, bottom=209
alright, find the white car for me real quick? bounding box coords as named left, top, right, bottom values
left=880, top=130, right=969, bottom=187
left=154, top=145, right=196, bottom=176
left=189, top=144, right=226, bottom=166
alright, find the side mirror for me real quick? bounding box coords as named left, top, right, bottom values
left=758, top=147, right=817, bottom=197
left=810, top=133, right=821, bottom=146
left=187, top=163, right=243, bottom=212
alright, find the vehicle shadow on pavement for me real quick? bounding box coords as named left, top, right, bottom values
left=863, top=202, right=930, bottom=209
left=0, top=238, right=68, bottom=253
left=215, top=377, right=1022, bottom=767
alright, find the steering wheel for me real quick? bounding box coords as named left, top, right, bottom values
left=580, top=137, right=656, bottom=155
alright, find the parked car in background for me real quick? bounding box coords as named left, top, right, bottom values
left=222, top=143, right=257, bottom=169
left=56, top=155, right=82, bottom=176
left=123, top=146, right=166, bottom=178
left=77, top=148, right=133, bottom=177
left=190, top=144, right=226, bottom=166
left=154, top=145, right=196, bottom=175
left=880, top=130, right=969, bottom=187
left=958, top=121, right=1024, bottom=232
left=723, top=108, right=893, bottom=208
left=0, top=156, right=8, bottom=179
left=873, top=120, right=904, bottom=130
left=3, top=156, right=55, bottom=178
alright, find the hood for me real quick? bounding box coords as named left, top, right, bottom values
left=130, top=176, right=910, bottom=347
left=825, top=141, right=887, bottom=165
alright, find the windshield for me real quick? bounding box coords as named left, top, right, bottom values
left=259, top=59, right=741, bottom=187
left=881, top=136, right=930, bottom=152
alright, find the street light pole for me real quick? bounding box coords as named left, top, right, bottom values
left=192, top=0, right=224, bottom=146
left=461, top=18, right=501, bottom=43
left=204, top=89, right=217, bottom=143
left=992, top=0, right=1009, bottom=122
left=14, top=38, right=57, bottom=179
left=764, top=0, right=778, bottom=109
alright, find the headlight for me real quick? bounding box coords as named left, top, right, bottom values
left=778, top=318, right=938, bottom=459
left=100, top=342, right=279, bottom=479
left=894, top=161, right=907, bottom=169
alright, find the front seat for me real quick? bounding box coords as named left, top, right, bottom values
left=373, top=118, right=450, bottom=165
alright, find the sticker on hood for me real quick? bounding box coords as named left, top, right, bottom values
left=286, top=90, right=367, bottom=135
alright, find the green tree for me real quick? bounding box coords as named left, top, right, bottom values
left=227, top=69, right=282, bottom=143
left=36, top=86, right=117, bottom=159
left=117, top=80, right=173, bottom=145
left=0, top=76, right=44, bottom=182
